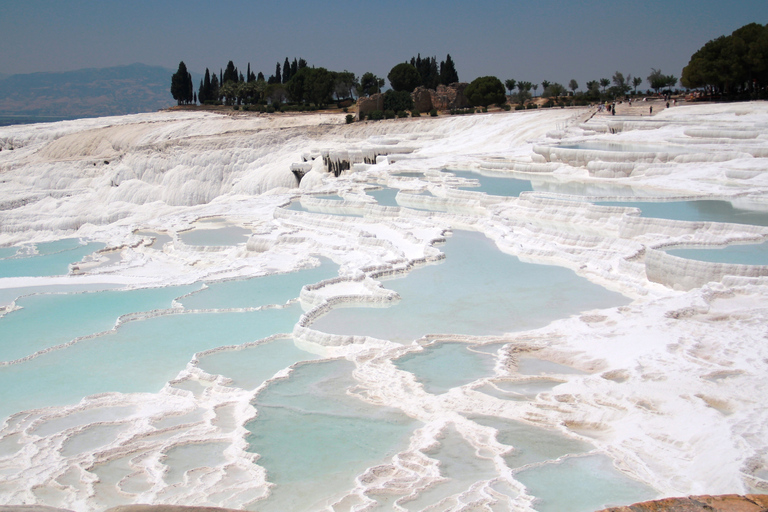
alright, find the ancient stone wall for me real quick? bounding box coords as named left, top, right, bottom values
left=412, top=87, right=433, bottom=112
left=356, top=93, right=383, bottom=119
left=429, top=83, right=470, bottom=110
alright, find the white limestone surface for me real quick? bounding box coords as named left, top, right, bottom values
left=1, top=104, right=768, bottom=511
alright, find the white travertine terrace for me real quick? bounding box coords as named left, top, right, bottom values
left=1, top=102, right=768, bottom=510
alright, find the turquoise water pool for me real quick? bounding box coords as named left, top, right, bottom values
left=0, top=240, right=104, bottom=278
left=598, top=200, right=768, bottom=226
left=666, top=241, right=768, bottom=265
left=310, top=230, right=628, bottom=342
left=246, top=359, right=417, bottom=511
left=449, top=170, right=534, bottom=197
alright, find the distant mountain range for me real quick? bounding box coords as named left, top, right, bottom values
left=0, top=63, right=184, bottom=125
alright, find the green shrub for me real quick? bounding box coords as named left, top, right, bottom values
left=482, top=107, right=488, bottom=113
left=515, top=105, right=525, bottom=110
left=464, top=76, right=506, bottom=107
left=383, top=90, right=414, bottom=112
left=501, top=104, right=511, bottom=111
left=345, top=114, right=355, bottom=124
left=526, top=104, right=538, bottom=109
left=396, top=110, right=408, bottom=118
left=429, top=109, right=438, bottom=116
left=232, top=105, right=239, bottom=111
left=343, top=107, right=348, bottom=113
left=266, top=106, right=275, bottom=114
left=411, top=109, right=421, bottom=117
left=369, top=110, right=384, bottom=121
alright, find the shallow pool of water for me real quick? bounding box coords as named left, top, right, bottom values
left=449, top=170, right=534, bottom=197
left=470, top=415, right=591, bottom=468
left=0, top=303, right=304, bottom=422
left=395, top=343, right=496, bottom=394
left=366, top=187, right=401, bottom=207
left=310, top=231, right=628, bottom=343
left=597, top=199, right=768, bottom=226
left=666, top=241, right=768, bottom=265
left=180, top=260, right=337, bottom=310
left=0, top=240, right=104, bottom=278
left=197, top=338, right=320, bottom=390
left=559, top=142, right=689, bottom=154
left=246, top=359, right=417, bottom=512
left=515, top=454, right=657, bottom=512
left=0, top=284, right=198, bottom=362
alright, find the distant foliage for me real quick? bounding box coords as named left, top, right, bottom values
left=440, top=54, right=459, bottom=85
left=170, top=61, right=193, bottom=105
left=383, top=90, right=413, bottom=112
left=647, top=68, right=678, bottom=94
left=358, top=72, right=385, bottom=97
left=682, top=22, right=768, bottom=98
left=388, top=63, right=421, bottom=93
left=464, top=76, right=506, bottom=107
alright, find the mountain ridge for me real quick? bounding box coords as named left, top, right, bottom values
left=0, top=63, right=185, bottom=123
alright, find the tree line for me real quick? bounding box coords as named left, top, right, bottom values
left=681, top=22, right=768, bottom=99
left=170, top=54, right=460, bottom=109
left=172, top=24, right=766, bottom=112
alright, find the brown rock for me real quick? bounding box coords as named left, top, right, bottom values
left=356, top=93, right=384, bottom=118
left=411, top=86, right=432, bottom=112
left=598, top=494, right=768, bottom=512
left=429, top=83, right=470, bottom=110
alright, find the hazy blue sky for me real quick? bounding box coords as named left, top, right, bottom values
left=1, top=0, right=766, bottom=90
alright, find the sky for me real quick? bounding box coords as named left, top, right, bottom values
left=1, top=0, right=766, bottom=91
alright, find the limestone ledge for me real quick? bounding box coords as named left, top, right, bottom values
left=646, top=248, right=768, bottom=291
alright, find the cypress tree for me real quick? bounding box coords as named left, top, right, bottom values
left=291, top=58, right=298, bottom=77
left=186, top=71, right=193, bottom=103
left=275, top=62, right=281, bottom=83
left=440, top=54, right=459, bottom=85
left=257, top=71, right=265, bottom=81
left=224, top=61, right=236, bottom=84
left=171, top=61, right=191, bottom=105
left=298, top=58, right=307, bottom=70
left=211, top=74, right=220, bottom=103
left=283, top=57, right=290, bottom=83
left=247, top=63, right=252, bottom=82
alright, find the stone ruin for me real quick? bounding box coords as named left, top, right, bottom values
left=356, top=83, right=469, bottom=118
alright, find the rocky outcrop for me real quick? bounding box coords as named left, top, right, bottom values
left=429, top=83, right=470, bottom=110
left=598, top=494, right=768, bottom=511
left=356, top=93, right=383, bottom=118
left=356, top=84, right=469, bottom=117
left=412, top=86, right=433, bottom=112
